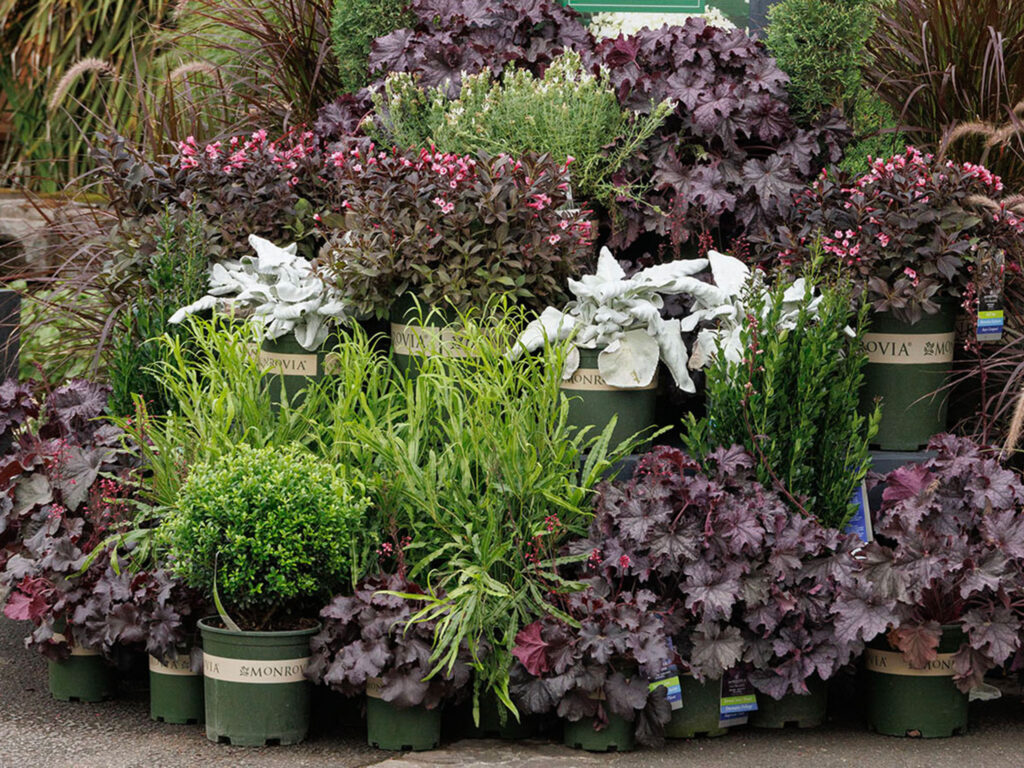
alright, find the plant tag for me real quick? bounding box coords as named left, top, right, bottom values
left=720, top=668, right=757, bottom=717
left=844, top=480, right=873, bottom=544
left=976, top=249, right=1005, bottom=343
left=648, top=638, right=683, bottom=709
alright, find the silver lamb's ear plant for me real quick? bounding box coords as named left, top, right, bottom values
left=169, top=235, right=350, bottom=350
left=515, top=247, right=711, bottom=392
left=682, top=250, right=831, bottom=370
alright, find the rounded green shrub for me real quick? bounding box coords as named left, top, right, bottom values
left=167, top=444, right=369, bottom=630
left=766, top=0, right=877, bottom=121
left=330, top=0, right=414, bottom=95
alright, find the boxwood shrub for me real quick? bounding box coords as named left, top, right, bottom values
left=167, top=444, right=369, bottom=630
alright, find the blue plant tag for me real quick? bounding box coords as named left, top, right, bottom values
left=844, top=480, right=873, bottom=544
left=649, top=638, right=683, bottom=710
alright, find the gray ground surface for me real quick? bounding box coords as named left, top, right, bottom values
left=3, top=614, right=1024, bottom=768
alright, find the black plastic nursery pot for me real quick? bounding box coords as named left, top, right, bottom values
left=199, top=618, right=318, bottom=746
left=389, top=294, right=464, bottom=378
left=259, top=331, right=336, bottom=406
left=48, top=650, right=115, bottom=703
left=863, top=625, right=968, bottom=738
left=366, top=694, right=442, bottom=751
left=664, top=675, right=729, bottom=738
left=563, top=713, right=635, bottom=752
left=751, top=675, right=827, bottom=729
left=150, top=652, right=204, bottom=724
left=561, top=347, right=658, bottom=449
left=861, top=304, right=956, bottom=451
left=466, top=694, right=540, bottom=740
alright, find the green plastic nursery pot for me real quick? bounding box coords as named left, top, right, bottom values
left=366, top=695, right=441, bottom=751
left=199, top=618, right=318, bottom=746
left=259, top=331, right=335, bottom=406
left=563, top=713, right=635, bottom=752
left=864, top=625, right=968, bottom=738
left=751, top=675, right=827, bottom=729
left=48, top=650, right=115, bottom=703
left=150, top=653, right=204, bottom=724
left=561, top=347, right=658, bottom=449
left=665, top=676, right=728, bottom=738
left=389, top=294, right=463, bottom=378
left=861, top=304, right=956, bottom=450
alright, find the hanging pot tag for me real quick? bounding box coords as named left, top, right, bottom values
left=719, top=667, right=757, bottom=728
left=648, top=640, right=683, bottom=710
left=976, top=249, right=1005, bottom=343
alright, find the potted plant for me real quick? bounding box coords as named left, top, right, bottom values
left=833, top=433, right=1024, bottom=737
left=682, top=250, right=880, bottom=531
left=308, top=572, right=472, bottom=751
left=169, top=234, right=350, bottom=403
left=163, top=443, right=369, bottom=746
left=0, top=380, right=136, bottom=702
left=510, top=586, right=674, bottom=752
left=318, top=144, right=594, bottom=372
left=513, top=247, right=714, bottom=446
left=761, top=147, right=1024, bottom=449
left=73, top=564, right=208, bottom=724
left=572, top=445, right=862, bottom=736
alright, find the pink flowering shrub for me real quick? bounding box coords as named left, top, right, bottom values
left=761, top=146, right=1024, bottom=323
left=319, top=142, right=595, bottom=316
left=175, top=129, right=325, bottom=257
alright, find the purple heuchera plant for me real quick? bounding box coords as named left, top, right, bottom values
left=832, top=434, right=1024, bottom=691
left=510, top=585, right=673, bottom=746
left=308, top=574, right=472, bottom=709
left=593, top=21, right=848, bottom=250
left=572, top=445, right=861, bottom=698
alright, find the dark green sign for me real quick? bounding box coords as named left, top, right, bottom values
left=567, top=0, right=706, bottom=11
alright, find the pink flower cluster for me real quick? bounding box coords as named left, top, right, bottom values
left=178, top=129, right=317, bottom=179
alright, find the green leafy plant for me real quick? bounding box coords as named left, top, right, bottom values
left=765, top=0, right=877, bottom=122
left=330, top=303, right=636, bottom=712
left=369, top=50, right=674, bottom=212
left=684, top=267, right=879, bottom=530
left=114, top=316, right=338, bottom=509
left=106, top=206, right=211, bottom=417
left=330, top=0, right=414, bottom=95
left=166, top=443, right=369, bottom=630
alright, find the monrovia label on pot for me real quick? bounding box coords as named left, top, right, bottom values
left=391, top=324, right=471, bottom=358
left=258, top=350, right=318, bottom=376
left=202, top=653, right=310, bottom=684
left=149, top=654, right=198, bottom=677
left=862, top=332, right=956, bottom=365
left=560, top=368, right=659, bottom=392
left=51, top=633, right=100, bottom=657
left=865, top=649, right=956, bottom=677
left=366, top=676, right=383, bottom=699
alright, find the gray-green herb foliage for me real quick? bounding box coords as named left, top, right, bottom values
left=107, top=207, right=210, bottom=417
left=331, top=301, right=636, bottom=714
left=766, top=0, right=878, bottom=122
left=330, top=0, right=414, bottom=94
left=684, top=268, right=880, bottom=530
left=369, top=51, right=673, bottom=210
left=166, top=443, right=369, bottom=630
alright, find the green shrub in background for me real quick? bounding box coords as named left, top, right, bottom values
left=684, top=267, right=880, bottom=530
left=765, top=0, right=877, bottom=122
left=106, top=207, right=211, bottom=417
left=330, top=0, right=414, bottom=95
left=167, top=443, right=369, bottom=630
left=839, top=90, right=906, bottom=175
left=369, top=51, right=673, bottom=211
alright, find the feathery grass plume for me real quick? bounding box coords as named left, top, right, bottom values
left=168, top=61, right=218, bottom=81
left=1002, top=386, right=1024, bottom=457
left=47, top=58, right=117, bottom=111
